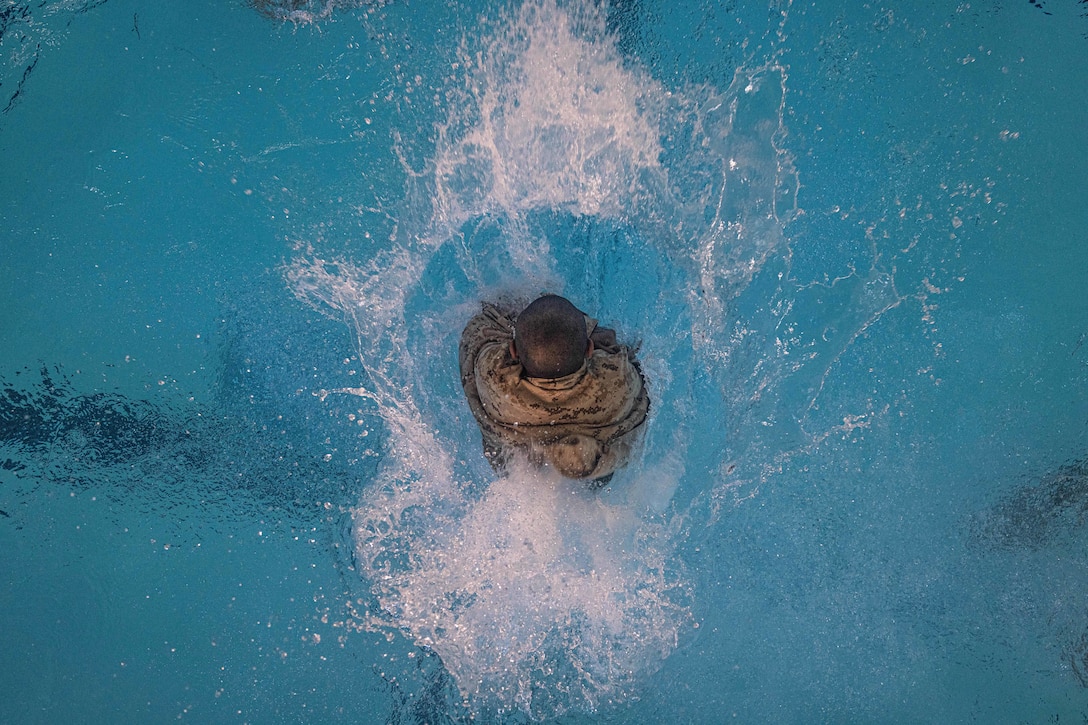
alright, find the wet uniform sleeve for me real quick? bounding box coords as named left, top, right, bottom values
left=459, top=303, right=517, bottom=421
left=459, top=304, right=514, bottom=390
left=459, top=303, right=518, bottom=473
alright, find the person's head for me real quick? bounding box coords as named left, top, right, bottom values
left=513, top=294, right=589, bottom=379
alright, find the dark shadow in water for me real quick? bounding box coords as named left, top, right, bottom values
left=1070, top=629, right=1088, bottom=689
left=0, top=0, right=110, bottom=114
left=375, top=647, right=485, bottom=725
left=0, top=284, right=381, bottom=533
left=970, top=457, right=1088, bottom=690
left=0, top=365, right=357, bottom=521
left=970, top=458, right=1088, bottom=551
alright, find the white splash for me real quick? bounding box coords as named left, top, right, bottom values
left=355, top=460, right=690, bottom=715
left=431, top=0, right=666, bottom=226
left=286, top=0, right=798, bottom=718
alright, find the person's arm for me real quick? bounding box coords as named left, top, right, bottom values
left=482, top=302, right=515, bottom=329
left=590, top=325, right=618, bottom=351
left=459, top=304, right=514, bottom=387
left=588, top=319, right=642, bottom=368
left=583, top=314, right=621, bottom=355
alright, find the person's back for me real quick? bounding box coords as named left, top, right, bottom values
left=459, top=294, right=649, bottom=482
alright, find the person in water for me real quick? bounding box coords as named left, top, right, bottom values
left=459, top=294, right=649, bottom=484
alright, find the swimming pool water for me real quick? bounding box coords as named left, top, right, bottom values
left=2, top=0, right=1087, bottom=722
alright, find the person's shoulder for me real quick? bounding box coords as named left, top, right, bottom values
left=589, top=344, right=640, bottom=377
left=462, top=303, right=513, bottom=336
left=460, top=303, right=515, bottom=374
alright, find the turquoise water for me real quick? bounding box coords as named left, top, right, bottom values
left=2, top=0, right=1087, bottom=722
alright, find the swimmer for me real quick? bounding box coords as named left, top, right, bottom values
left=459, top=294, right=649, bottom=485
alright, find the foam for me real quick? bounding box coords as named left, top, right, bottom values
left=354, top=461, right=690, bottom=715
left=285, top=0, right=798, bottom=717
left=431, top=0, right=666, bottom=228
left=247, top=0, right=386, bottom=24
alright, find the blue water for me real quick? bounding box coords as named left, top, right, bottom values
left=2, top=0, right=1087, bottom=722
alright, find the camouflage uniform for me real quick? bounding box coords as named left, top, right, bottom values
left=459, top=302, right=650, bottom=480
